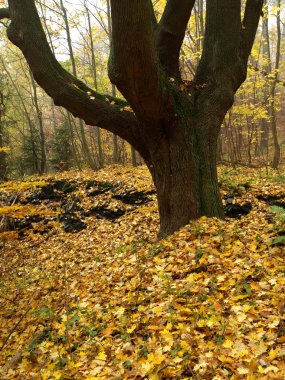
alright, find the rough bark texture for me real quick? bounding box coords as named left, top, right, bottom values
left=155, top=0, right=196, bottom=79
left=2, top=0, right=264, bottom=236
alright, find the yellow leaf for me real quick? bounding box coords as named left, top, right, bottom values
left=127, top=324, right=136, bottom=333
left=148, top=325, right=163, bottom=330
left=69, top=361, right=83, bottom=368
left=140, top=360, right=151, bottom=375
left=115, top=307, right=125, bottom=317
left=101, top=327, right=114, bottom=336
left=264, top=365, right=279, bottom=374
left=268, top=318, right=280, bottom=328
left=152, top=306, right=163, bottom=315
left=222, top=339, right=233, bottom=348
left=97, top=351, right=107, bottom=361
left=277, top=335, right=285, bottom=343
left=78, top=300, right=90, bottom=308
left=268, top=348, right=277, bottom=361
left=147, top=352, right=165, bottom=365
left=160, top=328, right=174, bottom=346
left=237, top=312, right=247, bottom=322
left=237, top=367, right=249, bottom=374
left=218, top=354, right=234, bottom=364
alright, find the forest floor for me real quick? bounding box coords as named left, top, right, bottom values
left=0, top=165, right=285, bottom=380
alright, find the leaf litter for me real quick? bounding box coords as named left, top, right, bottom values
left=0, top=165, right=284, bottom=379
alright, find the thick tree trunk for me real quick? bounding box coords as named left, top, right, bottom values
left=148, top=112, right=224, bottom=237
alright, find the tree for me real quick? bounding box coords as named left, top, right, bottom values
left=0, top=0, right=264, bottom=236
left=0, top=89, right=8, bottom=181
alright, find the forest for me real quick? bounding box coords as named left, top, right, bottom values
left=0, top=0, right=285, bottom=379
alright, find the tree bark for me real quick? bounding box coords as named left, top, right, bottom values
left=149, top=114, right=223, bottom=237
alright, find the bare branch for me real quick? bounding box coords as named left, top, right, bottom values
left=6, top=0, right=146, bottom=156
left=155, top=0, right=196, bottom=79
left=0, top=8, right=10, bottom=20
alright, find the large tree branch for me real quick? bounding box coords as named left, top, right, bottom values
left=193, top=0, right=245, bottom=139
left=241, top=0, right=264, bottom=65
left=196, top=0, right=263, bottom=90
left=5, top=0, right=147, bottom=156
left=109, top=0, right=166, bottom=124
left=0, top=8, right=10, bottom=20
left=196, top=0, right=242, bottom=85
left=155, top=0, right=196, bottom=79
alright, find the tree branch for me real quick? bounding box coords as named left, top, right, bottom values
left=5, top=0, right=147, bottom=156
left=109, top=0, right=165, bottom=124
left=196, top=0, right=242, bottom=85
left=241, top=0, right=264, bottom=65
left=155, top=0, right=196, bottom=79
left=193, top=0, right=246, bottom=140
left=0, top=8, right=10, bottom=20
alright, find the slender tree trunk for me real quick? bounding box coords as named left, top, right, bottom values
left=0, top=91, right=8, bottom=181
left=59, top=0, right=77, bottom=77
left=65, top=111, right=81, bottom=169
left=198, top=0, right=204, bottom=39
left=29, top=69, right=47, bottom=174
left=260, top=0, right=281, bottom=168
left=270, top=0, right=281, bottom=169
left=84, top=0, right=103, bottom=168
left=259, top=1, right=270, bottom=157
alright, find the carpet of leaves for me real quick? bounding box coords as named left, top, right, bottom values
left=0, top=165, right=285, bottom=380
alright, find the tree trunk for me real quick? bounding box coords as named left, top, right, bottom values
left=29, top=69, right=47, bottom=174
left=84, top=0, right=104, bottom=168
left=270, top=0, right=281, bottom=169
left=0, top=91, right=8, bottom=181
left=148, top=112, right=224, bottom=236
left=259, top=3, right=270, bottom=157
